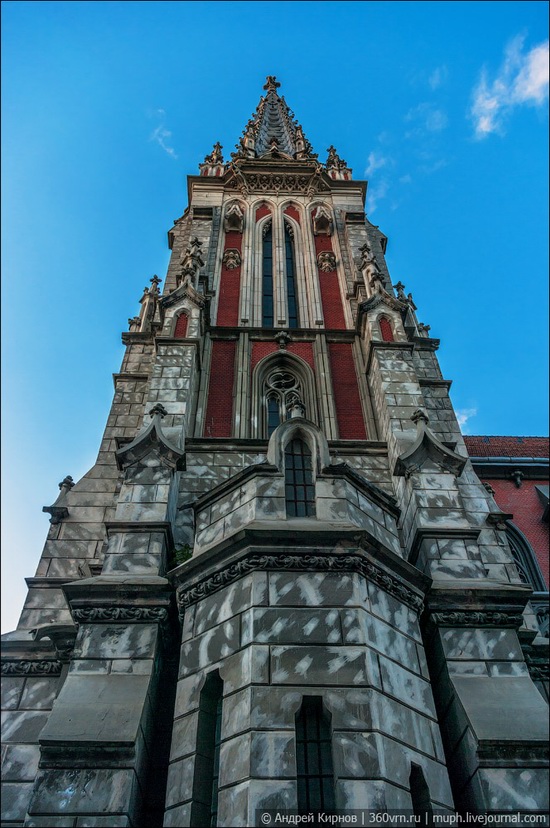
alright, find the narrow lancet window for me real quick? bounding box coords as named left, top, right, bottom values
left=379, top=316, right=394, bottom=342
left=191, top=671, right=223, bottom=827
left=267, top=395, right=280, bottom=437
left=262, top=223, right=274, bottom=327
left=410, top=764, right=433, bottom=826
left=296, top=697, right=335, bottom=812
left=285, top=223, right=299, bottom=328
left=174, top=312, right=189, bottom=338
left=285, top=438, right=315, bottom=517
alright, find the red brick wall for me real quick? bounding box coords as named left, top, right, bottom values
left=328, top=343, right=367, bottom=439
left=256, top=203, right=271, bottom=222
left=250, top=341, right=315, bottom=373
left=486, top=478, right=549, bottom=587
left=204, top=340, right=236, bottom=437
left=217, top=230, right=243, bottom=327
left=379, top=316, right=394, bottom=342
left=311, top=218, right=346, bottom=330
left=284, top=204, right=301, bottom=224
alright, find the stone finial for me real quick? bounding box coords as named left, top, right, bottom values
left=149, top=275, right=162, bottom=295
left=411, top=409, right=430, bottom=426
left=275, top=330, right=291, bottom=350
left=128, top=316, right=141, bottom=331
left=417, top=322, right=431, bottom=337
left=263, top=75, right=281, bottom=91
left=288, top=401, right=306, bottom=419
left=42, top=475, right=74, bottom=525
left=204, top=142, right=224, bottom=165
left=394, top=281, right=407, bottom=300
left=149, top=403, right=168, bottom=419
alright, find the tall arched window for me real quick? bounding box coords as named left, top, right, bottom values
left=191, top=671, right=223, bottom=827
left=174, top=312, right=189, bottom=338
left=285, top=222, right=299, bottom=328
left=262, top=222, right=274, bottom=327
left=296, top=697, right=335, bottom=812
left=264, top=369, right=303, bottom=436
left=379, top=316, right=394, bottom=342
left=285, top=437, right=315, bottom=517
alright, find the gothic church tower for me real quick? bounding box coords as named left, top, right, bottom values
left=2, top=76, right=548, bottom=827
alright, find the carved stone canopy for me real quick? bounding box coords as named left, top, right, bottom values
left=223, top=202, right=244, bottom=233
left=394, top=409, right=467, bottom=478
left=115, top=405, right=185, bottom=471
left=312, top=205, right=333, bottom=236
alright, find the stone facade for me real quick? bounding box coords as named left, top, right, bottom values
left=2, top=77, right=548, bottom=827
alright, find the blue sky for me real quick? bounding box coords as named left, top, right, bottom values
left=2, top=0, right=548, bottom=632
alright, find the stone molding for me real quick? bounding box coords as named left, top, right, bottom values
left=176, top=549, right=425, bottom=617
left=1, top=659, right=62, bottom=676
left=431, top=610, right=525, bottom=629
left=71, top=606, right=169, bottom=624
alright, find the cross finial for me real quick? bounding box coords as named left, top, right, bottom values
left=263, top=76, right=281, bottom=92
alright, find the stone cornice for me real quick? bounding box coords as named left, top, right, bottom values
left=1, top=659, right=62, bottom=676
left=408, top=527, right=481, bottom=566
left=172, top=534, right=429, bottom=618
left=418, top=378, right=453, bottom=390
left=430, top=610, right=525, bottom=629
left=365, top=340, right=415, bottom=375
left=175, top=548, right=425, bottom=617
left=112, top=372, right=149, bottom=387
left=320, top=462, right=400, bottom=519
left=71, top=606, right=169, bottom=624
left=191, top=462, right=280, bottom=512
left=424, top=582, right=532, bottom=630
left=121, top=331, right=154, bottom=345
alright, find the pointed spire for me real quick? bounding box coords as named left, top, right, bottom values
left=232, top=76, right=317, bottom=162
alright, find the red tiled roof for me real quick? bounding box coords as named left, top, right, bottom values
left=464, top=436, right=549, bottom=458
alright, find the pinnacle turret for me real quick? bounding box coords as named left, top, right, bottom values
left=232, top=75, right=317, bottom=162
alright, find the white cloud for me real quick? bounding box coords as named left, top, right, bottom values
left=456, top=407, right=478, bottom=432
left=429, top=65, right=448, bottom=90
left=399, top=174, right=412, bottom=185
left=470, top=36, right=549, bottom=138
left=405, top=102, right=448, bottom=134
left=365, top=151, right=389, bottom=176
left=149, top=109, right=178, bottom=159
left=367, top=179, right=389, bottom=214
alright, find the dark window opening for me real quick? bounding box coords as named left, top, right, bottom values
left=285, top=223, right=299, bottom=329
left=410, top=764, right=433, bottom=827
left=285, top=438, right=315, bottom=518
left=267, top=395, right=281, bottom=437
left=191, top=671, right=223, bottom=827
left=296, top=696, right=335, bottom=812
left=262, top=223, right=274, bottom=327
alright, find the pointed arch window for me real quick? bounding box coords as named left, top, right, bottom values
left=191, top=671, right=223, bottom=827
left=174, top=312, right=189, bottom=338
left=295, top=697, right=335, bottom=812
left=265, top=369, right=303, bottom=436
left=285, top=437, right=315, bottom=517
left=285, top=222, right=299, bottom=328
left=262, top=222, right=274, bottom=327
left=379, top=316, right=394, bottom=342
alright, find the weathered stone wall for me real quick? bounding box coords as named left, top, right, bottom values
left=165, top=569, right=454, bottom=827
